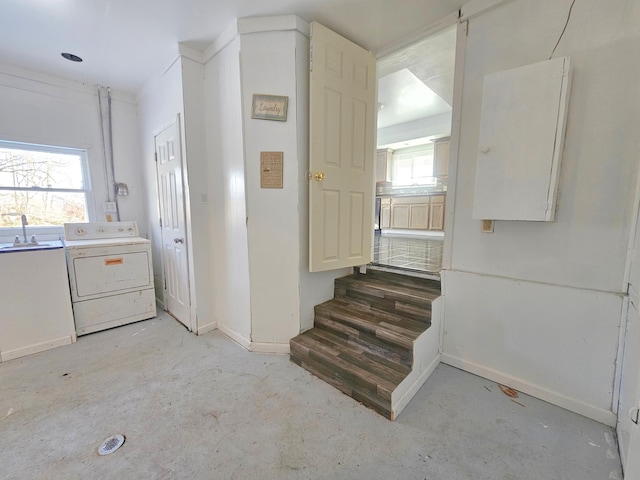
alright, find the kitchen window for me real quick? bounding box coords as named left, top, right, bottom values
left=0, top=140, right=92, bottom=228
left=391, top=144, right=437, bottom=187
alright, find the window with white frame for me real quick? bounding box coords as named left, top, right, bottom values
left=391, top=144, right=437, bottom=187
left=0, top=140, right=92, bottom=228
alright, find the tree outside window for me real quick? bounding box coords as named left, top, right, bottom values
left=0, top=141, right=91, bottom=227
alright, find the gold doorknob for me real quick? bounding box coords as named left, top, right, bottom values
left=314, top=172, right=325, bottom=181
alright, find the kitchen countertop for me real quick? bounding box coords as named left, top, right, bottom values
left=376, top=188, right=447, bottom=197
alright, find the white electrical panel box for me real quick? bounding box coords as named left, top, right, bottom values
left=472, top=56, right=571, bottom=221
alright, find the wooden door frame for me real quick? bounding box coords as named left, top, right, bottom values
left=374, top=13, right=466, bottom=274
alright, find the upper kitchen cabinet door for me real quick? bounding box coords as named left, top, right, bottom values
left=472, top=56, right=571, bottom=221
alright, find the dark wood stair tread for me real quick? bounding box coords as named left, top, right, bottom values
left=337, top=271, right=441, bottom=301
left=315, top=299, right=428, bottom=345
left=290, top=269, right=441, bottom=420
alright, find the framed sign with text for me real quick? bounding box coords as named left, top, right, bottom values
left=251, top=94, right=288, bottom=121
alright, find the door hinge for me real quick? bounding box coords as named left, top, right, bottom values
left=309, top=44, right=313, bottom=72
left=159, top=217, right=163, bottom=228
left=154, top=152, right=158, bottom=162
left=164, top=277, right=167, bottom=290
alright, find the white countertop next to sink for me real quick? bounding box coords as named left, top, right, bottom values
left=0, top=242, right=76, bottom=362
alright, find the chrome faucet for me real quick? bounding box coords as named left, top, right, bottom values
left=21, top=214, right=28, bottom=243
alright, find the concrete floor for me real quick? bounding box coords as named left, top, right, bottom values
left=0, top=312, right=623, bottom=480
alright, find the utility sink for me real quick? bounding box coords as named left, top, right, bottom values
left=0, top=243, right=55, bottom=252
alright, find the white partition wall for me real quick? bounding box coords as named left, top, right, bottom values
left=442, top=0, right=640, bottom=425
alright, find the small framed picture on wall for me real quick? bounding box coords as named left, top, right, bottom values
left=251, top=94, right=288, bottom=122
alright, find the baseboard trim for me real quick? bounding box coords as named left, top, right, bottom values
left=250, top=342, right=290, bottom=354
left=0, top=335, right=74, bottom=362
left=217, top=324, right=251, bottom=351
left=441, top=353, right=617, bottom=427
left=197, top=321, right=218, bottom=336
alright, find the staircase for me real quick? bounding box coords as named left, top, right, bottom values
left=290, top=269, right=442, bottom=420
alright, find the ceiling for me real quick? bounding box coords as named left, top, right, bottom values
left=377, top=25, right=457, bottom=145
left=0, top=0, right=465, bottom=94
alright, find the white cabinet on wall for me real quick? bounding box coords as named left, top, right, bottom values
left=472, top=57, right=571, bottom=221
left=376, top=148, right=392, bottom=184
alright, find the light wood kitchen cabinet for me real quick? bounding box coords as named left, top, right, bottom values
left=429, top=195, right=445, bottom=231
left=391, top=204, right=410, bottom=228
left=378, top=194, right=446, bottom=232
left=433, top=138, right=450, bottom=178
left=409, top=204, right=429, bottom=229
left=376, top=148, right=393, bottom=184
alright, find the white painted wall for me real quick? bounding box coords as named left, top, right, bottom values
left=0, top=62, right=143, bottom=241
left=136, top=57, right=185, bottom=305
left=239, top=27, right=350, bottom=346
left=136, top=54, right=212, bottom=333
left=618, top=299, right=639, bottom=469
left=617, top=181, right=640, bottom=470
left=203, top=35, right=252, bottom=346
left=180, top=56, right=212, bottom=331
left=443, top=0, right=640, bottom=424
left=240, top=30, right=303, bottom=347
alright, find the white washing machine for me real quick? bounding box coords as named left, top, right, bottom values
left=63, top=221, right=157, bottom=336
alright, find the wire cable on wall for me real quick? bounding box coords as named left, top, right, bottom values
left=549, top=0, right=577, bottom=59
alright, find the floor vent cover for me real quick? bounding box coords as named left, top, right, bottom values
left=98, top=434, right=125, bottom=455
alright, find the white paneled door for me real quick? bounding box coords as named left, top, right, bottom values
left=309, top=22, right=376, bottom=272
left=155, top=116, right=191, bottom=330
left=620, top=198, right=640, bottom=478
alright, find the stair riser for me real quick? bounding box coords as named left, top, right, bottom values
left=314, top=308, right=415, bottom=358
left=306, top=329, right=408, bottom=385
left=290, top=344, right=393, bottom=418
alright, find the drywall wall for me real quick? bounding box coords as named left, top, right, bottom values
left=180, top=56, right=212, bottom=332
left=239, top=25, right=351, bottom=346
left=240, top=30, right=303, bottom=347
left=443, top=0, right=640, bottom=424
left=451, top=0, right=640, bottom=291
left=442, top=270, right=622, bottom=425
left=137, top=54, right=212, bottom=333
left=136, top=57, right=184, bottom=306
left=0, top=62, right=143, bottom=237
left=617, top=191, right=640, bottom=470
left=203, top=36, right=252, bottom=345
left=618, top=299, right=639, bottom=468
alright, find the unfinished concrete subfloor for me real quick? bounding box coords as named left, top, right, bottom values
left=0, top=312, right=623, bottom=479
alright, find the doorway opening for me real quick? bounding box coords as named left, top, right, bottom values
left=373, top=25, right=457, bottom=278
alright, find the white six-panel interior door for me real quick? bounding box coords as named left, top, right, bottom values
left=155, top=116, right=191, bottom=330
left=309, top=21, right=377, bottom=272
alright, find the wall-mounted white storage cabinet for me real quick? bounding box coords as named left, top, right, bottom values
left=472, top=56, right=571, bottom=221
